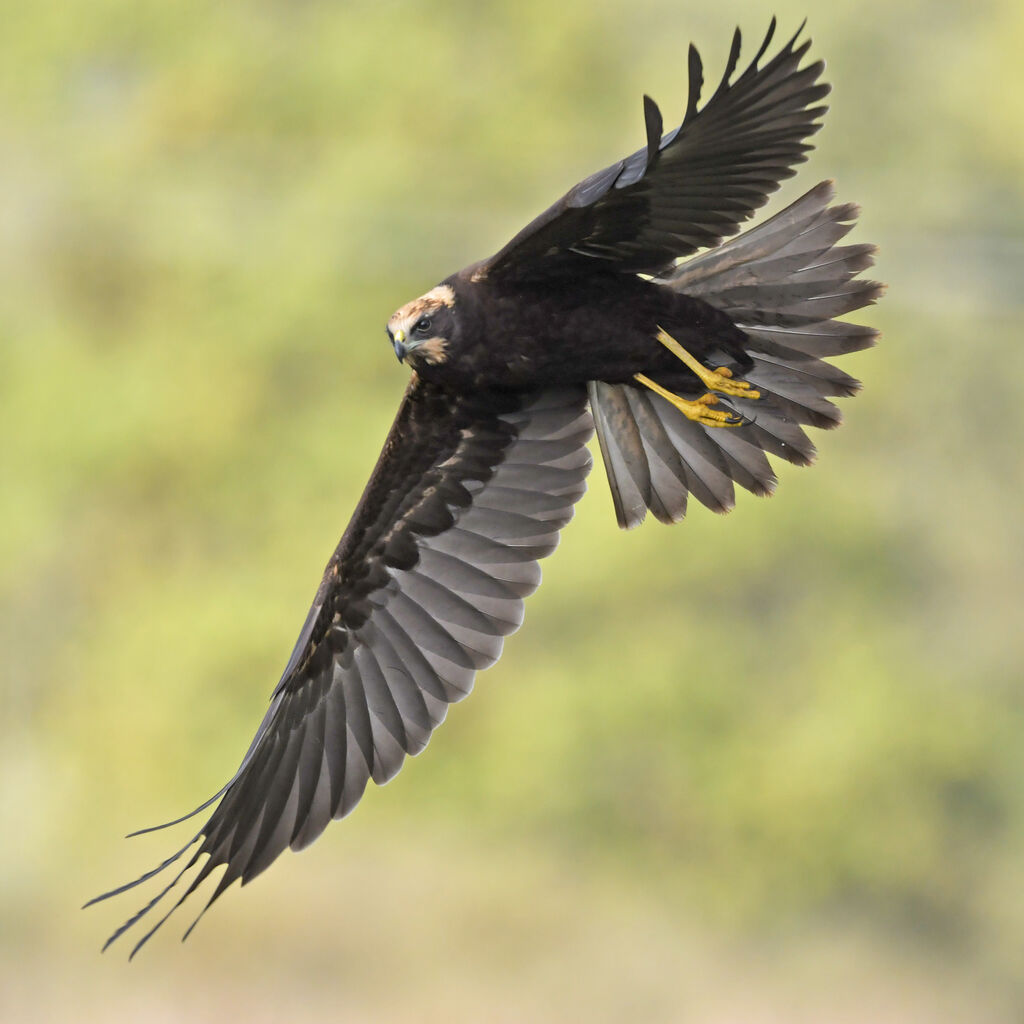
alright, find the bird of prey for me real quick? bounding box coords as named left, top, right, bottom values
left=89, top=19, right=881, bottom=955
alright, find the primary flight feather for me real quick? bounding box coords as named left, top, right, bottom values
left=89, top=19, right=881, bottom=955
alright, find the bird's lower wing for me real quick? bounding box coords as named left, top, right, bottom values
left=87, top=379, right=593, bottom=956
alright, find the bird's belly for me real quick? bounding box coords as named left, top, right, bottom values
left=447, top=282, right=746, bottom=392
left=466, top=306, right=665, bottom=389
left=464, top=331, right=654, bottom=389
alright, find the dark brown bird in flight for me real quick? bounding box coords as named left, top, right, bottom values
left=89, top=19, right=881, bottom=956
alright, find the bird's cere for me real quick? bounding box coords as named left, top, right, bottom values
left=392, top=329, right=407, bottom=362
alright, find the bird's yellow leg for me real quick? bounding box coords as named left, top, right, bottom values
left=633, top=373, right=742, bottom=428
left=655, top=327, right=760, bottom=400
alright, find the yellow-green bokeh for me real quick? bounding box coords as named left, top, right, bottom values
left=3, top=1, right=1023, bottom=1020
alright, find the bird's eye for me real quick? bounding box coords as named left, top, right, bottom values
left=414, top=316, right=432, bottom=334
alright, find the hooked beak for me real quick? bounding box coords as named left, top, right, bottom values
left=391, top=328, right=407, bottom=362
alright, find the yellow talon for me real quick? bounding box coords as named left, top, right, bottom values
left=655, top=327, right=761, bottom=400
left=633, top=373, right=742, bottom=428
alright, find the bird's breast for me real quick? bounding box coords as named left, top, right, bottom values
left=448, top=276, right=672, bottom=390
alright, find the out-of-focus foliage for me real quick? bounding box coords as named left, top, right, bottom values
left=3, top=0, right=1022, bottom=1020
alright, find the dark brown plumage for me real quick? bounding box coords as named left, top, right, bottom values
left=89, top=19, right=881, bottom=955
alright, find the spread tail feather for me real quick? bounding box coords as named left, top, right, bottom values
left=590, top=181, right=881, bottom=529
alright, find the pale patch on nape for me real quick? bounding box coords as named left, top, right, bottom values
left=423, top=284, right=455, bottom=308
left=404, top=285, right=455, bottom=320
left=388, top=284, right=456, bottom=333
left=417, top=336, right=449, bottom=365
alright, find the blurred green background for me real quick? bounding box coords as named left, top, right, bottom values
left=3, top=0, right=1023, bottom=1020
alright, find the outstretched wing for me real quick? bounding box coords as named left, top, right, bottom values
left=485, top=20, right=828, bottom=279
left=89, top=379, right=593, bottom=956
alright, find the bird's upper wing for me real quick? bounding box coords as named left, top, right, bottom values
left=90, top=378, right=593, bottom=956
left=484, top=20, right=828, bottom=280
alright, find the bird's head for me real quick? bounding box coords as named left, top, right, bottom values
left=386, top=285, right=457, bottom=368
